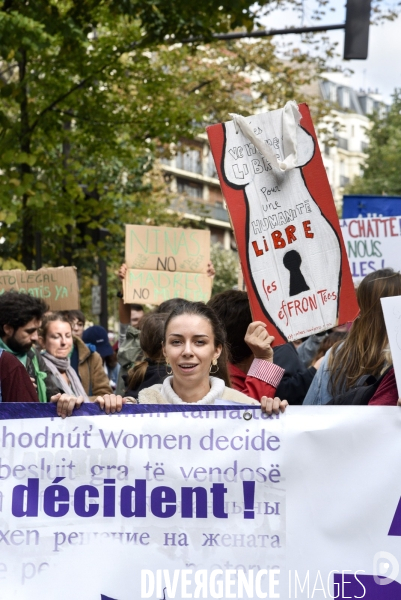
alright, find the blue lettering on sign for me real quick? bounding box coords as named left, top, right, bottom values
left=10, top=478, right=247, bottom=520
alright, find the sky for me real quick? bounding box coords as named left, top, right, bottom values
left=261, top=0, right=401, bottom=103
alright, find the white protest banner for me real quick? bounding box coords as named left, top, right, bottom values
left=1, top=404, right=401, bottom=599
left=381, top=295, right=401, bottom=396
left=207, top=103, right=358, bottom=344
left=0, top=267, right=79, bottom=310
left=124, top=225, right=211, bottom=304
left=340, top=216, right=401, bottom=282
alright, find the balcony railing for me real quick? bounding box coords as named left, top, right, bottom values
left=171, top=198, right=230, bottom=223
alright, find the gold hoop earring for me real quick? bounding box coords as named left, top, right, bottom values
left=210, top=358, right=219, bottom=374
left=165, top=360, right=173, bottom=376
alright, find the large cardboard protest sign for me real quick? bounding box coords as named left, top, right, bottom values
left=0, top=267, right=79, bottom=310
left=340, top=216, right=401, bottom=282
left=124, top=225, right=211, bottom=304
left=1, top=404, right=401, bottom=599
left=207, top=103, right=358, bottom=344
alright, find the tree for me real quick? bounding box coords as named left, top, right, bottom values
left=347, top=90, right=401, bottom=197
left=210, top=244, right=239, bottom=296
left=0, top=2, right=336, bottom=269
left=0, top=0, right=368, bottom=282
left=0, top=0, right=276, bottom=270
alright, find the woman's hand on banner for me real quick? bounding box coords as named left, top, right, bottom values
left=95, top=393, right=126, bottom=414
left=245, top=321, right=274, bottom=361
left=50, top=393, right=84, bottom=419
left=260, top=396, right=288, bottom=415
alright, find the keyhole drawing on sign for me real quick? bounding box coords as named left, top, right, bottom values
left=283, top=250, right=310, bottom=297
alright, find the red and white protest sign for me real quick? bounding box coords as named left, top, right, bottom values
left=207, top=103, right=358, bottom=344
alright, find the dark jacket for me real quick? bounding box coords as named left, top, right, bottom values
left=274, top=342, right=316, bottom=405
left=0, top=350, right=39, bottom=402
left=124, top=362, right=169, bottom=399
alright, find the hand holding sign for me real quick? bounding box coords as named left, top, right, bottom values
left=244, top=321, right=274, bottom=361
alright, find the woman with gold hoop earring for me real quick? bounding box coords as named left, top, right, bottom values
left=97, top=301, right=288, bottom=412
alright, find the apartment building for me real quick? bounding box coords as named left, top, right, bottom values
left=161, top=138, right=234, bottom=249
left=160, top=75, right=388, bottom=234
left=318, top=74, right=388, bottom=210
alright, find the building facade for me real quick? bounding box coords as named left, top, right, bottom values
left=318, top=75, right=388, bottom=211
left=161, top=137, right=234, bottom=248
left=160, top=75, right=388, bottom=236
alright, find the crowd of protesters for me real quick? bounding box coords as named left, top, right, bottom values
left=0, top=265, right=400, bottom=416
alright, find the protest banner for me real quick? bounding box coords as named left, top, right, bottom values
left=0, top=267, right=79, bottom=310
left=1, top=404, right=401, bottom=599
left=207, top=103, right=358, bottom=344
left=340, top=216, right=401, bottom=282
left=124, top=225, right=211, bottom=304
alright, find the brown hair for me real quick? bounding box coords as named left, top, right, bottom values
left=311, top=331, right=348, bottom=366
left=208, top=290, right=251, bottom=364
left=163, top=300, right=231, bottom=387
left=329, top=268, right=401, bottom=393
left=40, top=312, right=72, bottom=339
left=126, top=313, right=168, bottom=391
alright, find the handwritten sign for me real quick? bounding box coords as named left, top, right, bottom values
left=0, top=266, right=79, bottom=310
left=124, top=225, right=211, bottom=304
left=207, top=104, right=358, bottom=343
left=340, top=216, right=401, bottom=282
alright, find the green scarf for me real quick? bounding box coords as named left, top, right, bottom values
left=31, top=352, right=48, bottom=404
left=0, top=338, right=27, bottom=366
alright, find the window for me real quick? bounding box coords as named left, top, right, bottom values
left=176, top=178, right=203, bottom=198
left=176, top=146, right=202, bottom=174
left=342, top=88, right=350, bottom=109
left=207, top=150, right=218, bottom=178
left=365, top=98, right=373, bottom=115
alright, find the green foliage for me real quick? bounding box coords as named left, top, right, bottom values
left=210, top=243, right=239, bottom=296
left=347, top=90, right=401, bottom=197
left=0, top=0, right=352, bottom=319
left=0, top=0, right=272, bottom=271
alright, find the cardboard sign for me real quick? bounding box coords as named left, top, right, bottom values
left=0, top=266, right=79, bottom=310
left=340, top=216, right=401, bottom=282
left=381, top=295, right=401, bottom=397
left=207, top=104, right=358, bottom=344
left=124, top=225, right=211, bottom=304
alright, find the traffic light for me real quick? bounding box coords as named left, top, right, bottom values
left=344, top=0, right=372, bottom=59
